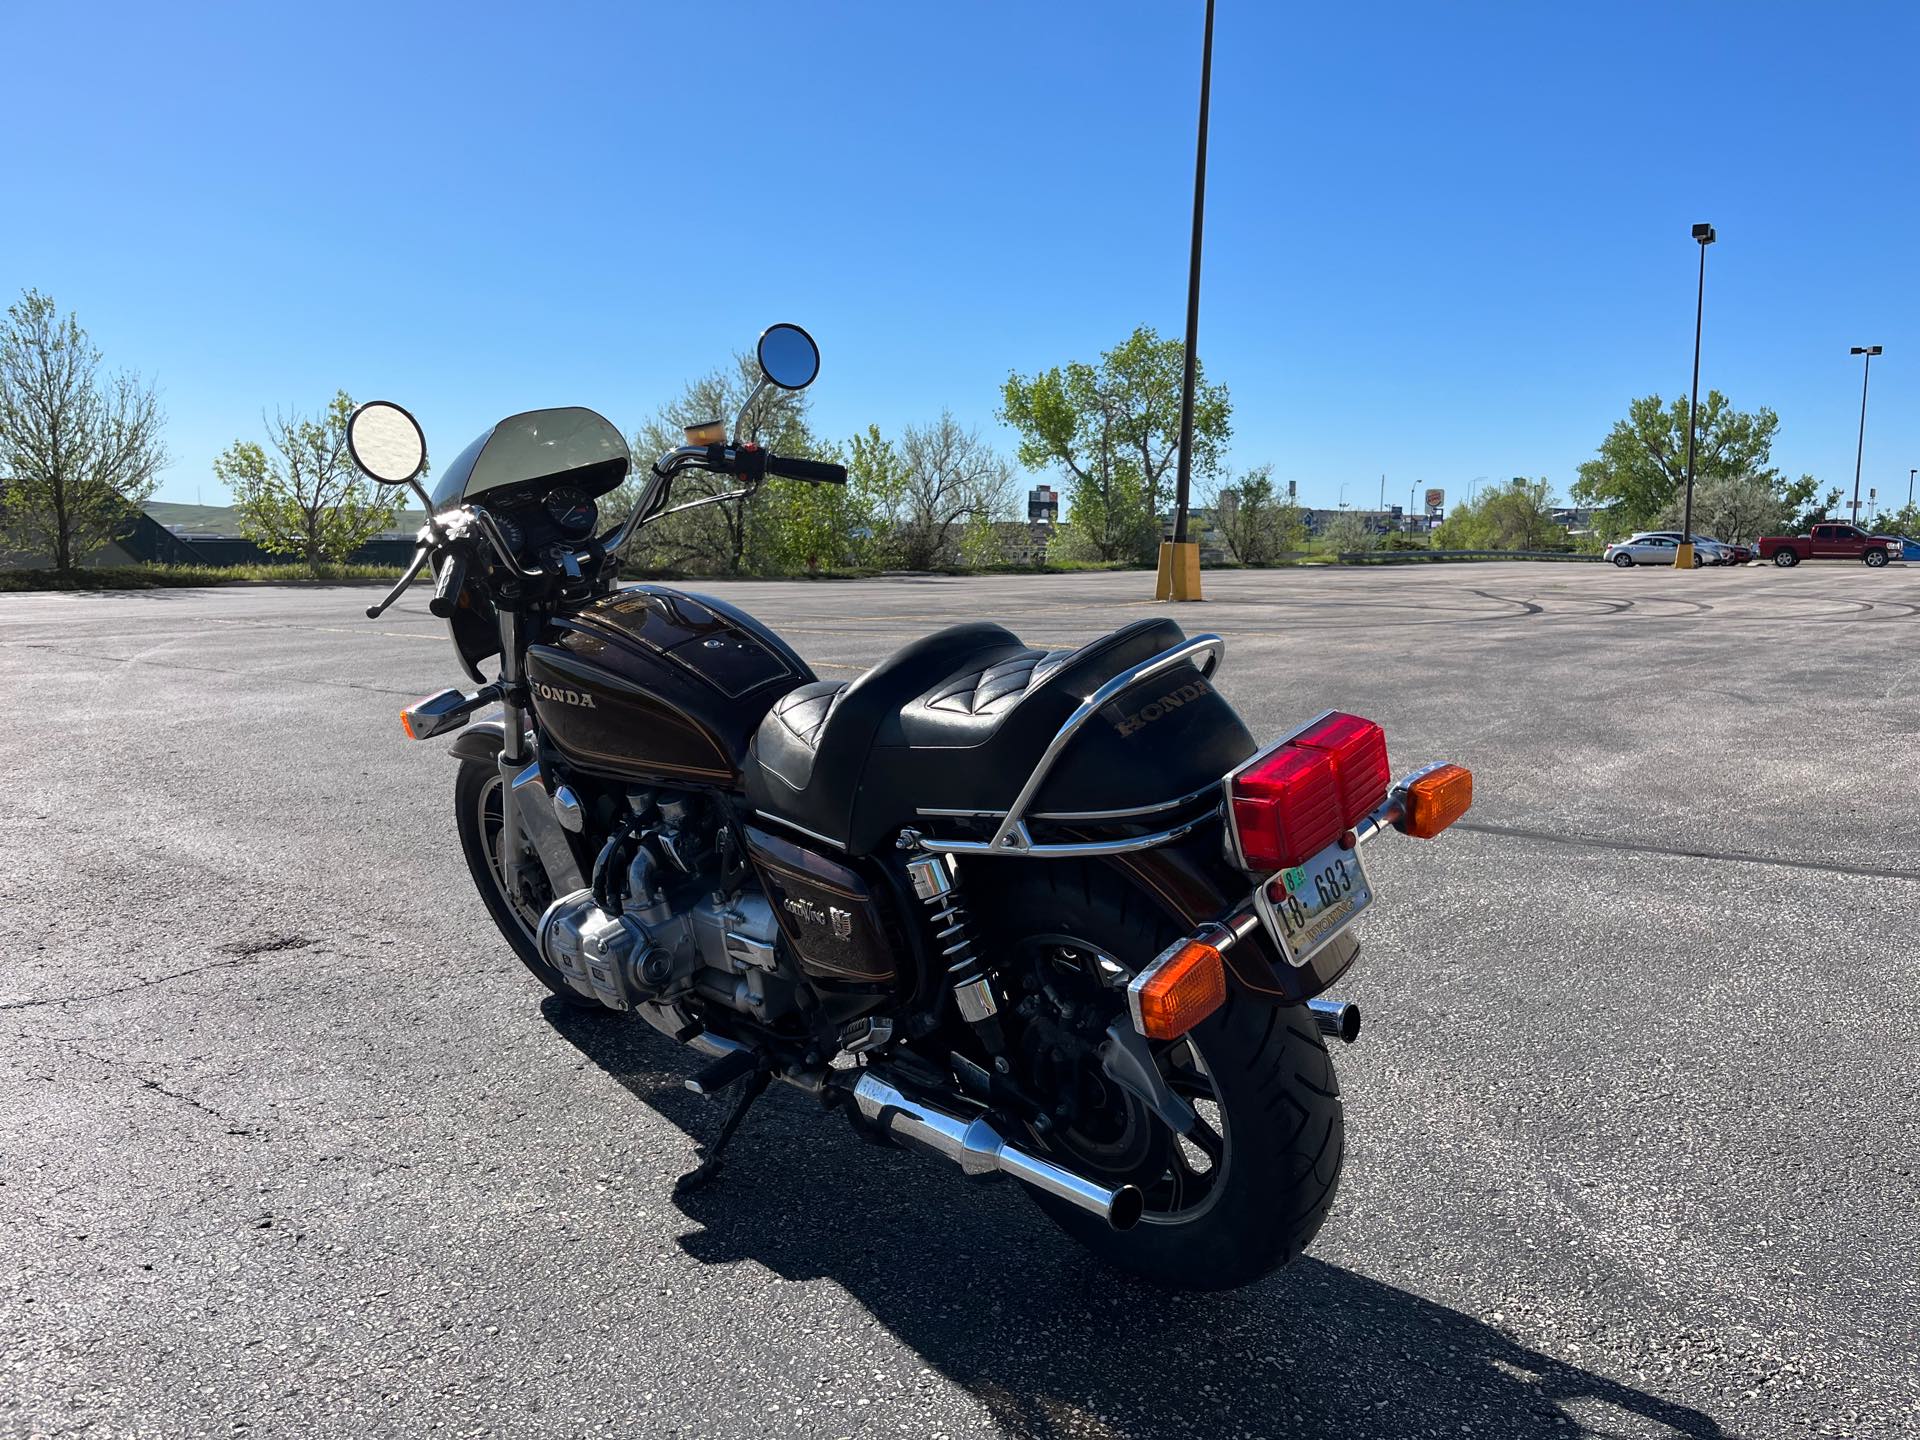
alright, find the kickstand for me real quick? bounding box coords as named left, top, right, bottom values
left=673, top=1065, right=771, bottom=1196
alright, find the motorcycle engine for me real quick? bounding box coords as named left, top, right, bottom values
left=534, top=795, right=802, bottom=1025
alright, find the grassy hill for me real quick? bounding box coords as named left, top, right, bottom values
left=145, top=500, right=427, bottom=537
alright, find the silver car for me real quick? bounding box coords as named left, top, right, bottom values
left=1605, top=533, right=1705, bottom=567
left=1642, top=531, right=1739, bottom=564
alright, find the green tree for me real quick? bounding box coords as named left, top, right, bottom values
left=1786, top=476, right=1843, bottom=533
left=891, top=411, right=1016, bottom=569
left=1320, top=509, right=1380, bottom=555
left=1874, top=500, right=1920, bottom=538
left=1207, top=465, right=1304, bottom=565
left=1000, top=325, right=1230, bottom=564
left=1653, top=472, right=1787, bottom=546
left=619, top=352, right=816, bottom=575
left=0, top=289, right=167, bottom=574
left=1432, top=478, right=1569, bottom=550
left=1573, top=391, right=1781, bottom=534
left=215, top=391, right=404, bottom=575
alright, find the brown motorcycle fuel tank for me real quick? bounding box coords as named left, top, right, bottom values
left=525, top=585, right=812, bottom=787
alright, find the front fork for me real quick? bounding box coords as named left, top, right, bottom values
left=493, top=608, right=586, bottom=902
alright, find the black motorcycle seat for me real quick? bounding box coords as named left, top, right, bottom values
left=745, top=616, right=1249, bottom=854
left=747, top=622, right=1028, bottom=838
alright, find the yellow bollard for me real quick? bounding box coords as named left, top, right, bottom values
left=1154, top=541, right=1203, bottom=601
left=1673, top=542, right=1695, bottom=569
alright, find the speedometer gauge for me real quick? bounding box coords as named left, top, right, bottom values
left=490, top=512, right=525, bottom=553
left=545, top=486, right=597, bottom=538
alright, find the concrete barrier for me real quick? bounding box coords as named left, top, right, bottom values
left=1336, top=549, right=1603, bottom=565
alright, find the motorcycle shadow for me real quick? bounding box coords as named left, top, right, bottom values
left=545, top=1000, right=1726, bottom=1440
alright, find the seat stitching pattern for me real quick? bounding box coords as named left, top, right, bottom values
left=926, top=648, right=1075, bottom=716
left=773, top=681, right=848, bottom=750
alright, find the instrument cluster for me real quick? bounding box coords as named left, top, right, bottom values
left=484, top=484, right=600, bottom=561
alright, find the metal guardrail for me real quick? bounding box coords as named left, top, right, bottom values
left=1336, top=549, right=1603, bottom=565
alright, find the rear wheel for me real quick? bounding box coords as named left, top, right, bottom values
left=1611, top=552, right=1633, bottom=568
left=971, top=861, right=1344, bottom=1290
left=1774, top=550, right=1799, bottom=567
left=453, top=755, right=588, bottom=1005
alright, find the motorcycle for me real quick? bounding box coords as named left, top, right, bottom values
left=349, top=324, right=1473, bottom=1290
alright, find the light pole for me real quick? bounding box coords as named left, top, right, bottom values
left=1849, top=345, right=1882, bottom=524
left=1677, top=222, right=1715, bottom=568
left=1908, top=467, right=1916, bottom=516
left=1158, top=0, right=1214, bottom=603
left=1338, top=482, right=1349, bottom=511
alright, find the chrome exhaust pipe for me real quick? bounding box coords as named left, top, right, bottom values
left=852, top=1073, right=1144, bottom=1231
left=1308, top=997, right=1361, bottom=1044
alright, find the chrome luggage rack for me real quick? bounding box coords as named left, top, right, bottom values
left=904, top=634, right=1227, bottom=858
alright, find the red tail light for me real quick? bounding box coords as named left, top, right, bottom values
left=1293, top=712, right=1391, bottom=825
left=1228, top=712, right=1389, bottom=873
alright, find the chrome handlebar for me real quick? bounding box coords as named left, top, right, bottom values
left=603, top=443, right=751, bottom=564
left=368, top=442, right=759, bottom=622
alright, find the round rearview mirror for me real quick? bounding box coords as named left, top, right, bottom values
left=756, top=323, right=820, bottom=391
left=346, top=401, right=427, bottom=486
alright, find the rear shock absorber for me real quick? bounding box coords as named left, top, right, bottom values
left=904, top=853, right=1007, bottom=1054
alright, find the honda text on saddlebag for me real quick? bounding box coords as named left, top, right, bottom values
left=350, top=325, right=1473, bottom=1289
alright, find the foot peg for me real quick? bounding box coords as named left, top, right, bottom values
left=685, top=1046, right=760, bottom=1096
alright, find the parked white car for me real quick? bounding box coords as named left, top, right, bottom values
left=1605, top=533, right=1705, bottom=567
left=1641, top=531, right=1741, bottom=564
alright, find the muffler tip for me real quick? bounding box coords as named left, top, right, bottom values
left=1336, top=1003, right=1361, bottom=1045
left=1108, top=1184, right=1146, bottom=1231
left=1307, top=997, right=1362, bottom=1045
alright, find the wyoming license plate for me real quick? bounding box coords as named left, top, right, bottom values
left=1254, top=841, right=1373, bottom=968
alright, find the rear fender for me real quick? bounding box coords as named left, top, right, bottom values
left=1098, top=822, right=1358, bottom=1004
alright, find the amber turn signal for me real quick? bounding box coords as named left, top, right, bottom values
left=1128, top=938, right=1227, bottom=1041
left=1400, top=763, right=1473, bottom=839
left=399, top=709, right=418, bottom=740
left=683, top=419, right=727, bottom=445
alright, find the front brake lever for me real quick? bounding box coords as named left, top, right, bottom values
left=366, top=545, right=432, bottom=619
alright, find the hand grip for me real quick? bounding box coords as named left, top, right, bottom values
left=766, top=454, right=848, bottom=485
left=428, top=548, right=468, bottom=619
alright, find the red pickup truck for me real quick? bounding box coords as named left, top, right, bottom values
left=1756, top=523, right=1896, bottom=568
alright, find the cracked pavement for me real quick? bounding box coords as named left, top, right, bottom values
left=1, top=564, right=1916, bottom=1438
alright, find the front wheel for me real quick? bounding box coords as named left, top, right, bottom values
left=453, top=755, right=588, bottom=1005
left=972, top=861, right=1344, bottom=1290
left=1774, top=550, right=1799, bottom=567
left=1865, top=548, right=1890, bottom=568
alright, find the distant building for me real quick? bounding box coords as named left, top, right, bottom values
left=990, top=519, right=1054, bottom=566
left=1301, top=507, right=1404, bottom=535
left=1027, top=485, right=1059, bottom=524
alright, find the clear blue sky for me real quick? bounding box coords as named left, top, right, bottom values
left=4, top=2, right=1916, bottom=515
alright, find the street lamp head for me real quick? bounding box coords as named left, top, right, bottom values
left=1691, top=222, right=1716, bottom=244
left=1851, top=345, right=1883, bottom=356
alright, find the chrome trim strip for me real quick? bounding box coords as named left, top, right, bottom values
left=984, top=635, right=1226, bottom=853
left=915, top=810, right=1211, bottom=859
left=750, top=809, right=848, bottom=851
left=914, top=778, right=1224, bottom=825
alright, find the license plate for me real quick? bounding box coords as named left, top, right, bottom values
left=1254, top=841, right=1373, bottom=968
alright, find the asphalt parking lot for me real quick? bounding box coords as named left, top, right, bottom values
left=3, top=561, right=1916, bottom=1439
